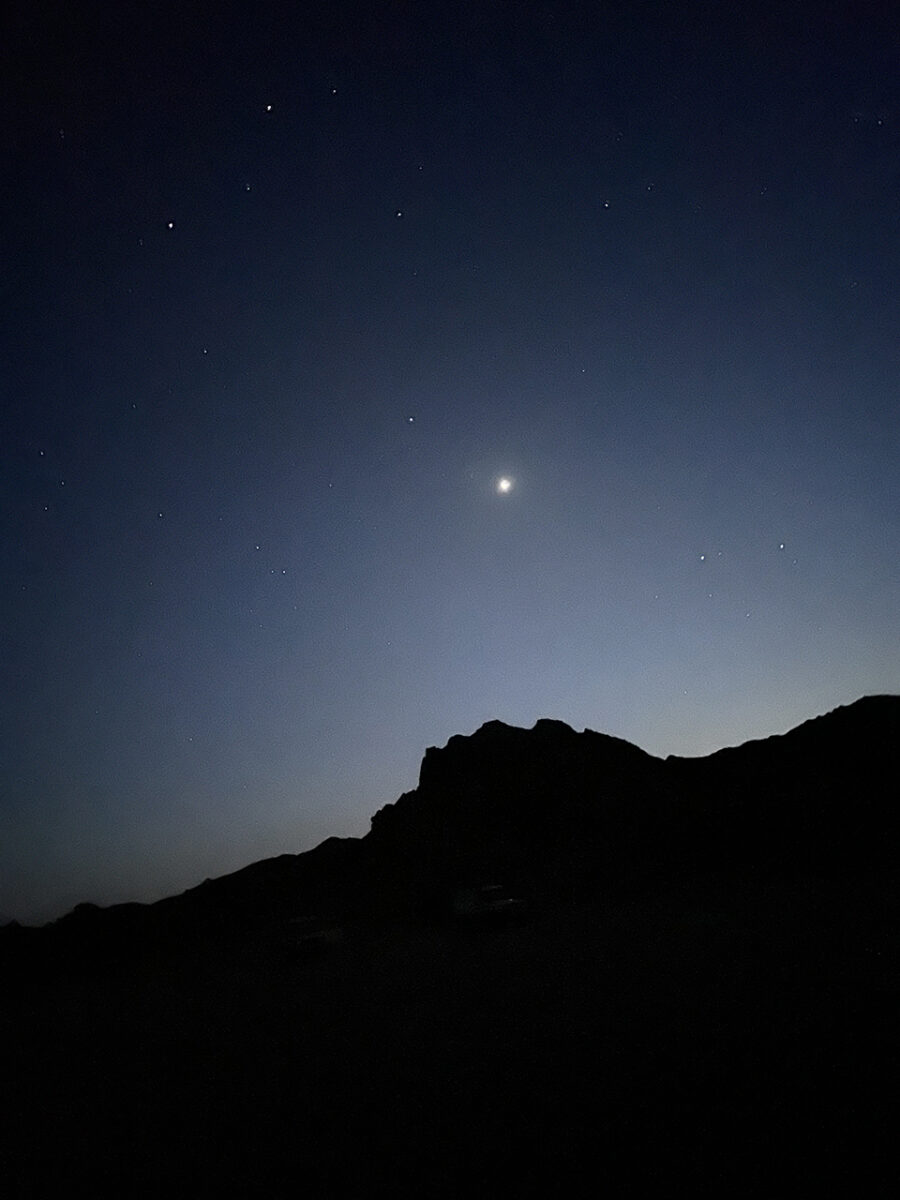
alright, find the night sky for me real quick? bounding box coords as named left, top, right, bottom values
left=3, top=1, right=898, bottom=923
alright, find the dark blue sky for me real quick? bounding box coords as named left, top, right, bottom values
left=3, top=1, right=898, bottom=922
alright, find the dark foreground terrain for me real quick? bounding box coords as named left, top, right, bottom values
left=3, top=867, right=898, bottom=1197
left=4, top=697, right=899, bottom=1195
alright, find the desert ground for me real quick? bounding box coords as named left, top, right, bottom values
left=4, top=868, right=896, bottom=1196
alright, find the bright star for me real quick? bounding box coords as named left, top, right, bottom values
left=496, top=476, right=513, bottom=494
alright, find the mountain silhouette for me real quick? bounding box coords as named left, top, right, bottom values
left=5, top=694, right=896, bottom=952
left=3, top=696, right=898, bottom=1195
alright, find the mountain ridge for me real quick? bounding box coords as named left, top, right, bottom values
left=4, top=694, right=898, bottom=941
left=4, top=698, right=898, bottom=1195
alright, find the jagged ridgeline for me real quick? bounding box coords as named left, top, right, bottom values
left=367, top=695, right=900, bottom=900
left=4, top=695, right=898, bottom=950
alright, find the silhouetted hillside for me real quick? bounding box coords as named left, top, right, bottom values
left=367, top=695, right=900, bottom=902
left=366, top=715, right=675, bottom=909
left=665, top=693, right=900, bottom=874
left=3, top=695, right=897, bottom=959
left=3, top=697, right=899, bottom=1196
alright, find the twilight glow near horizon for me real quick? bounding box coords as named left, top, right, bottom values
left=2, top=1, right=897, bottom=923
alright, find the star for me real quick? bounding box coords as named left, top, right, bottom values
left=496, top=476, right=513, bottom=494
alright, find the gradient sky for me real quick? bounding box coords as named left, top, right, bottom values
left=3, top=1, right=898, bottom=923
